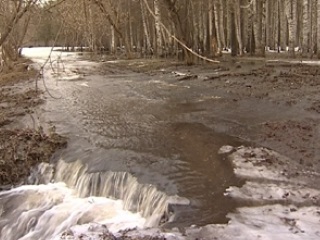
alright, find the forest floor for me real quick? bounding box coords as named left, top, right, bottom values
left=0, top=58, right=67, bottom=189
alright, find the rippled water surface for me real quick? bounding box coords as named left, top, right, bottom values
left=19, top=49, right=243, bottom=229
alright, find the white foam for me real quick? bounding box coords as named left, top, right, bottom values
left=190, top=146, right=320, bottom=240
left=187, top=205, right=320, bottom=240
left=226, top=181, right=320, bottom=204
left=0, top=183, right=146, bottom=240
left=226, top=146, right=287, bottom=181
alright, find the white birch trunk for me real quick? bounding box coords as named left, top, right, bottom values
left=154, top=0, right=163, bottom=57
left=302, top=0, right=310, bottom=56
left=311, top=0, right=317, bottom=55
left=110, top=25, right=115, bottom=54
left=285, top=0, right=296, bottom=57
left=317, top=0, right=320, bottom=58
left=241, top=0, right=249, bottom=52
left=253, top=0, right=264, bottom=56
left=208, top=0, right=214, bottom=53
left=234, top=0, right=243, bottom=55
left=213, top=0, right=222, bottom=54
left=279, top=0, right=287, bottom=51
left=140, top=0, right=152, bottom=53
left=219, top=0, right=226, bottom=49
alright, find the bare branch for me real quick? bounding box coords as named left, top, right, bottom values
left=142, top=0, right=219, bottom=63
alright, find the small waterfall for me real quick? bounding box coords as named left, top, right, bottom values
left=0, top=184, right=145, bottom=240
left=54, top=160, right=173, bottom=226
left=0, top=159, right=184, bottom=239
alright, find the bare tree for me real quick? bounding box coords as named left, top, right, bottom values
left=317, top=0, right=320, bottom=58
left=10, top=0, right=320, bottom=63
left=301, top=0, right=310, bottom=57
left=285, top=0, right=297, bottom=57
left=0, top=0, right=40, bottom=71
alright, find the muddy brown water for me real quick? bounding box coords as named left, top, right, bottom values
left=31, top=63, right=247, bottom=228
left=18, top=53, right=320, bottom=232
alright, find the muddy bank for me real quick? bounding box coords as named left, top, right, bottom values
left=95, top=57, right=320, bottom=189
left=4, top=49, right=319, bottom=239
left=0, top=58, right=38, bottom=87
left=0, top=61, right=67, bottom=188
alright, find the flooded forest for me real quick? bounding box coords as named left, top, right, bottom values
left=1, top=1, right=320, bottom=240
left=1, top=0, right=320, bottom=65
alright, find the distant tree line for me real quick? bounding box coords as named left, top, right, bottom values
left=1, top=0, right=320, bottom=68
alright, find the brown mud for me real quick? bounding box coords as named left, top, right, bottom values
left=96, top=55, right=320, bottom=189
left=0, top=60, right=67, bottom=188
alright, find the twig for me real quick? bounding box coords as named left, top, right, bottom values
left=34, top=21, right=65, bottom=99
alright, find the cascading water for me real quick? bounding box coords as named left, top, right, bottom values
left=0, top=48, right=247, bottom=239
left=54, top=160, right=176, bottom=226
left=0, top=48, right=187, bottom=240
left=0, top=160, right=184, bottom=240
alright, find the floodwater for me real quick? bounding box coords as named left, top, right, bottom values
left=0, top=48, right=244, bottom=239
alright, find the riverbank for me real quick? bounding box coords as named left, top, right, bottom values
left=1, top=49, right=320, bottom=239
left=96, top=56, right=320, bottom=188
left=0, top=58, right=67, bottom=188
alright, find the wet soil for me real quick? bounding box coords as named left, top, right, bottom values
left=96, top=56, right=320, bottom=189
left=0, top=60, right=67, bottom=188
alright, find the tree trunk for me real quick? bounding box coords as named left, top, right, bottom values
left=279, top=0, right=287, bottom=51
left=110, top=25, right=116, bottom=54
left=302, top=0, right=310, bottom=57
left=241, top=0, right=249, bottom=52
left=227, top=0, right=232, bottom=48
left=213, top=0, right=222, bottom=55
left=208, top=0, right=214, bottom=55
left=285, top=0, right=296, bottom=57
left=234, top=0, right=243, bottom=55
left=163, top=0, right=194, bottom=64
left=317, top=0, right=320, bottom=58
left=140, top=0, right=152, bottom=54
left=272, top=0, right=279, bottom=50
left=266, top=0, right=274, bottom=50
left=154, top=0, right=163, bottom=57
left=253, top=0, right=264, bottom=56
left=311, top=0, right=317, bottom=55
left=230, top=9, right=238, bottom=56
left=219, top=0, right=226, bottom=49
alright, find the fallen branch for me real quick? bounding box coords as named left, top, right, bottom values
left=178, top=74, right=198, bottom=81
left=142, top=0, right=219, bottom=64
left=204, top=69, right=268, bottom=81
left=204, top=72, right=237, bottom=80
left=172, top=71, right=187, bottom=76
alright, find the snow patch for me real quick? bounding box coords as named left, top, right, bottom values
left=187, top=205, right=320, bottom=240
left=218, top=145, right=234, bottom=154
left=226, top=181, right=320, bottom=205
left=227, top=146, right=288, bottom=181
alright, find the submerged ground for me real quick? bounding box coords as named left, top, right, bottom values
left=94, top=55, right=320, bottom=188
left=1, top=49, right=320, bottom=239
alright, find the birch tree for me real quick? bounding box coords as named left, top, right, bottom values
left=253, top=0, right=264, bottom=56
left=317, top=0, right=320, bottom=58
left=154, top=0, right=163, bottom=57
left=140, top=0, right=151, bottom=54
left=285, top=0, right=297, bottom=57
left=0, top=0, right=40, bottom=72
left=15, top=0, right=320, bottom=61
left=302, top=0, right=310, bottom=57
left=279, top=0, right=288, bottom=51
